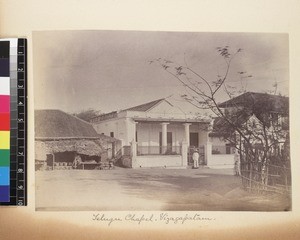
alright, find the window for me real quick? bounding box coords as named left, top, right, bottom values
left=281, top=116, right=289, bottom=130
left=271, top=112, right=279, bottom=126
left=110, top=132, right=114, bottom=138
left=225, top=144, right=232, bottom=154
left=189, top=132, right=199, bottom=147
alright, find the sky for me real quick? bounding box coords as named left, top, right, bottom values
left=33, top=30, right=289, bottom=114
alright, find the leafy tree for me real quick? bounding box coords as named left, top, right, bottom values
left=153, top=46, right=290, bottom=189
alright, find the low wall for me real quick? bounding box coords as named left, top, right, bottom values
left=134, top=155, right=185, bottom=168
left=208, top=154, right=235, bottom=169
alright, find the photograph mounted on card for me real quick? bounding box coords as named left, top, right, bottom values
left=33, top=30, right=290, bottom=211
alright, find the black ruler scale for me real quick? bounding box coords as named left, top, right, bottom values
left=0, top=38, right=27, bottom=206
left=16, top=39, right=27, bottom=206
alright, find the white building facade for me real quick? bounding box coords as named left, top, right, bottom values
left=90, top=99, right=213, bottom=168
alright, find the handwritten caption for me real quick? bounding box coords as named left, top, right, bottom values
left=92, top=213, right=215, bottom=226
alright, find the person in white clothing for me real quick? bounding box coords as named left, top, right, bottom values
left=192, top=150, right=199, bottom=169
left=234, top=150, right=241, bottom=176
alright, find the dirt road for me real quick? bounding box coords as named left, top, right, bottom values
left=36, top=167, right=291, bottom=211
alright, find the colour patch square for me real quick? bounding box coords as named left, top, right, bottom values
left=0, top=167, right=9, bottom=185
left=0, top=149, right=9, bottom=166
left=0, top=131, right=10, bottom=149
left=0, top=113, right=10, bottom=130
left=0, top=77, right=10, bottom=95
left=0, top=95, right=10, bottom=113
left=0, top=185, right=9, bottom=202
left=0, top=59, right=9, bottom=77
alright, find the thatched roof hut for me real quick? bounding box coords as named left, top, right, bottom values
left=35, top=109, right=100, bottom=139
left=35, top=110, right=108, bottom=158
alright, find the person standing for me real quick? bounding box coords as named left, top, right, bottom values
left=234, top=150, right=241, bottom=176
left=192, top=149, right=199, bottom=169
left=72, top=155, right=82, bottom=169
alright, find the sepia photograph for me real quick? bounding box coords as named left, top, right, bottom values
left=33, top=30, right=291, bottom=211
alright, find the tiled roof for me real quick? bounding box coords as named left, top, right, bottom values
left=89, top=98, right=169, bottom=123
left=123, top=98, right=166, bottom=112
left=218, top=92, right=289, bottom=113
left=209, top=111, right=251, bottom=137
left=35, top=109, right=100, bottom=139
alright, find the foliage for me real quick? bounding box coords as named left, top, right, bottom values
left=152, top=46, right=289, bottom=167
left=74, top=109, right=101, bottom=122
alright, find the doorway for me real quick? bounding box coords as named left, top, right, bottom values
left=189, top=132, right=199, bottom=147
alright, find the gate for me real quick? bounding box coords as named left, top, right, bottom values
left=188, top=146, right=205, bottom=166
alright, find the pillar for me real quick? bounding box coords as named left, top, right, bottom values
left=196, top=122, right=211, bottom=166
left=125, top=119, right=138, bottom=145
left=183, top=123, right=191, bottom=146
left=181, top=141, right=188, bottom=168
left=161, top=123, right=169, bottom=152
left=205, top=142, right=212, bottom=166
left=125, top=118, right=130, bottom=145
left=131, top=141, right=137, bottom=168
left=133, top=121, right=138, bottom=142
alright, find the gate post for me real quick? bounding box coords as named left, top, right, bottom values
left=181, top=142, right=188, bottom=168
left=120, top=139, right=125, bottom=155
left=205, top=142, right=212, bottom=166
left=131, top=141, right=137, bottom=168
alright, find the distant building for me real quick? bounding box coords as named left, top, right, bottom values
left=217, top=92, right=289, bottom=130
left=210, top=92, right=289, bottom=163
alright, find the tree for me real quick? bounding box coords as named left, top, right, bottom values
left=74, top=109, right=101, bottom=122
left=153, top=46, right=290, bottom=191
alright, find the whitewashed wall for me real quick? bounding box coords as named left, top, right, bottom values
left=135, top=155, right=184, bottom=168
left=208, top=154, right=235, bottom=169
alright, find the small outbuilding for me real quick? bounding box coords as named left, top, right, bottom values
left=35, top=109, right=118, bottom=170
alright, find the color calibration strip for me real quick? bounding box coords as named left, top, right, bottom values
left=0, top=40, right=10, bottom=203
left=0, top=38, right=27, bottom=206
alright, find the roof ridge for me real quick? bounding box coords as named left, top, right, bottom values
left=123, top=98, right=166, bottom=112
left=218, top=91, right=289, bottom=110
left=35, top=109, right=94, bottom=126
